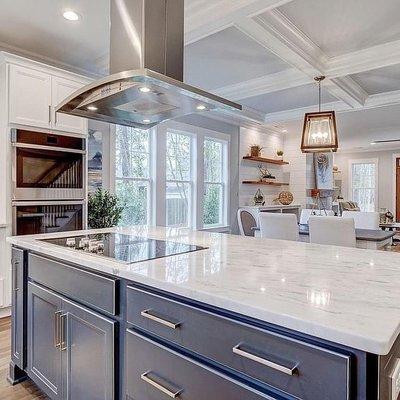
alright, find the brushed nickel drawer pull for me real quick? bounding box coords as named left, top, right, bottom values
left=232, top=344, right=297, bottom=376
left=141, top=371, right=182, bottom=398
left=60, top=313, right=67, bottom=351
left=54, top=311, right=62, bottom=348
left=141, top=309, right=181, bottom=329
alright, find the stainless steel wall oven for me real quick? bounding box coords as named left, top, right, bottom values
left=12, top=129, right=86, bottom=201
left=11, top=129, right=87, bottom=235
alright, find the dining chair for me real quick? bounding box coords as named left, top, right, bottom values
left=237, top=209, right=256, bottom=237
left=259, top=213, right=299, bottom=241
left=299, top=209, right=335, bottom=225
left=309, top=216, right=356, bottom=247
left=341, top=211, right=380, bottom=230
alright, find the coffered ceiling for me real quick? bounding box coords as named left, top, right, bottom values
left=1, top=0, right=400, bottom=149
left=185, top=0, right=400, bottom=149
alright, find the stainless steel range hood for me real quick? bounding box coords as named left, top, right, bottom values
left=56, top=0, right=266, bottom=129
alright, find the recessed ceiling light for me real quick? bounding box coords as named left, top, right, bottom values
left=63, top=10, right=80, bottom=21
left=196, top=104, right=206, bottom=111
left=87, top=105, right=98, bottom=111
left=143, top=119, right=151, bottom=123
left=282, top=129, right=287, bottom=133
left=370, top=142, right=376, bottom=145
left=139, top=87, right=151, bottom=93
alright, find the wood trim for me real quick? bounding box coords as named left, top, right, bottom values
left=242, top=155, right=288, bottom=165
left=242, top=180, right=289, bottom=186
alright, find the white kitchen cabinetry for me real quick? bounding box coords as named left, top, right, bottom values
left=8, top=61, right=89, bottom=135
left=51, top=76, right=86, bottom=134
left=9, top=65, right=52, bottom=130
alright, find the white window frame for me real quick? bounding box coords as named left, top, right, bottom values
left=165, top=128, right=195, bottom=229
left=111, top=125, right=154, bottom=225
left=111, top=121, right=231, bottom=231
left=348, top=158, right=378, bottom=212
left=203, top=136, right=229, bottom=229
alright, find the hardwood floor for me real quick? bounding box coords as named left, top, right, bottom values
left=0, top=317, right=47, bottom=399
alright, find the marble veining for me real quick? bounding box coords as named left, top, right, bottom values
left=7, top=226, right=400, bottom=355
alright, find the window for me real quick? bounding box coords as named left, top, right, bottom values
left=203, top=139, right=226, bottom=227
left=349, top=159, right=377, bottom=212
left=115, top=126, right=151, bottom=226
left=111, top=122, right=230, bottom=230
left=166, top=131, right=192, bottom=227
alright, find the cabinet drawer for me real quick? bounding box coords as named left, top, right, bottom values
left=29, top=253, right=117, bottom=315
left=126, top=329, right=274, bottom=400
left=126, top=286, right=350, bottom=399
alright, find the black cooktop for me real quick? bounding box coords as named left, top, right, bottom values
left=41, top=233, right=207, bottom=264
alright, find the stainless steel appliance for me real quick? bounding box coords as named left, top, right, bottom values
left=12, top=200, right=85, bottom=235
left=56, top=0, right=266, bottom=129
left=12, top=129, right=86, bottom=201
left=41, top=232, right=207, bottom=264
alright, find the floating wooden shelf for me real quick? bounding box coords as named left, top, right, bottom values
left=242, top=180, right=289, bottom=186
left=243, top=156, right=289, bottom=165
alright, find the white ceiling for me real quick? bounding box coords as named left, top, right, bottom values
left=350, top=64, right=400, bottom=95
left=277, top=0, right=400, bottom=57
left=241, top=83, right=336, bottom=114
left=1, top=0, right=400, bottom=150
left=0, top=0, right=109, bottom=75
left=184, top=26, right=289, bottom=90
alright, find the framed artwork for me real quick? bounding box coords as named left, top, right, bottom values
left=88, top=128, right=103, bottom=194
left=314, top=152, right=333, bottom=190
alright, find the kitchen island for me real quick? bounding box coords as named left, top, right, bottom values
left=7, top=226, right=400, bottom=399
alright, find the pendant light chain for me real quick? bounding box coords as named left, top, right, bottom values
left=314, top=75, right=325, bottom=112
left=318, top=79, right=321, bottom=112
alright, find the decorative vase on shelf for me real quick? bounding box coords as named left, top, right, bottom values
left=254, top=189, right=265, bottom=205
left=276, top=150, right=284, bottom=161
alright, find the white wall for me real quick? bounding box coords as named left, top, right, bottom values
left=283, top=130, right=308, bottom=207
left=239, top=127, right=287, bottom=206
left=334, top=149, right=399, bottom=212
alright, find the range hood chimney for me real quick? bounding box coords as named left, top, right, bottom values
left=56, top=0, right=266, bottom=129
left=110, top=0, right=184, bottom=79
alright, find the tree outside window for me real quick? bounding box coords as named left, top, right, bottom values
left=115, top=126, right=150, bottom=226
left=203, top=139, right=226, bottom=226
left=166, top=131, right=192, bottom=228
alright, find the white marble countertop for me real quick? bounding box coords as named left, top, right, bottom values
left=7, top=226, right=400, bottom=355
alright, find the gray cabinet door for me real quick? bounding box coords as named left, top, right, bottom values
left=11, top=248, right=24, bottom=368
left=27, top=282, right=63, bottom=400
left=62, top=299, right=115, bottom=400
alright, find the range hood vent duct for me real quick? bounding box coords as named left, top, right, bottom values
left=56, top=0, right=266, bottom=129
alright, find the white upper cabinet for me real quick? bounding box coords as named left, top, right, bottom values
left=9, top=64, right=52, bottom=129
left=52, top=76, right=86, bottom=134
left=8, top=61, right=88, bottom=135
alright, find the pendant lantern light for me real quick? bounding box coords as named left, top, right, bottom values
left=301, top=76, right=338, bottom=153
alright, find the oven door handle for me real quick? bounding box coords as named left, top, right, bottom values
left=12, top=142, right=86, bottom=154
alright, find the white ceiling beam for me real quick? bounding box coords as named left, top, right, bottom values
left=235, top=9, right=366, bottom=107
left=266, top=89, right=400, bottom=124
left=184, top=0, right=294, bottom=45
left=213, top=68, right=311, bottom=100
left=265, top=101, right=347, bottom=124
left=327, top=39, right=400, bottom=77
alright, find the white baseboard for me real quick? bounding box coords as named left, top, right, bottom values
left=0, top=306, right=11, bottom=318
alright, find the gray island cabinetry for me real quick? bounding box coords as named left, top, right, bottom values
left=7, top=227, right=400, bottom=400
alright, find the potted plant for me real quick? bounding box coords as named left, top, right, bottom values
left=276, top=150, right=284, bottom=160
left=88, top=188, right=124, bottom=229
left=250, top=145, right=263, bottom=157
